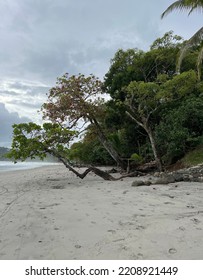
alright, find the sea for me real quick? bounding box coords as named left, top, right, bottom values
left=0, top=161, right=59, bottom=172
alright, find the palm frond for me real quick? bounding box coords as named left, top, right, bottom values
left=176, top=27, right=203, bottom=74
left=188, top=0, right=203, bottom=15
left=176, top=44, right=190, bottom=73
left=187, top=26, right=203, bottom=45
left=161, top=0, right=203, bottom=18
left=161, top=1, right=192, bottom=18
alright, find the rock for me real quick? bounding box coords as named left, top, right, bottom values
left=145, top=181, right=152, bottom=186
left=131, top=180, right=152, bottom=187
left=173, top=173, right=184, bottom=182
left=154, top=175, right=176, bottom=184
left=133, top=163, right=203, bottom=185
left=131, top=180, right=146, bottom=187
left=153, top=178, right=169, bottom=184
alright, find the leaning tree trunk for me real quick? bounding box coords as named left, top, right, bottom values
left=125, top=111, right=163, bottom=172
left=91, top=118, right=127, bottom=170
left=59, top=157, right=144, bottom=181
left=45, top=147, right=144, bottom=181
left=145, top=126, right=163, bottom=172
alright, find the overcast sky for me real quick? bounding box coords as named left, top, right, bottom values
left=0, top=0, right=202, bottom=147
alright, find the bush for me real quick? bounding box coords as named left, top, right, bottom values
left=130, top=153, right=143, bottom=164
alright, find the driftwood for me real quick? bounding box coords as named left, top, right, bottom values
left=59, top=158, right=145, bottom=181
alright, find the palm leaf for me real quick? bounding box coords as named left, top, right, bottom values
left=188, top=0, right=203, bottom=15
left=176, top=27, right=203, bottom=74
left=161, top=0, right=203, bottom=19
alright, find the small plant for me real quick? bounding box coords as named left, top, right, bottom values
left=130, top=153, right=143, bottom=164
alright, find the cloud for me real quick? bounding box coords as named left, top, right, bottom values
left=0, top=0, right=202, bottom=147
left=0, top=0, right=172, bottom=83
left=0, top=103, right=31, bottom=147
left=0, top=80, right=49, bottom=121
left=1, top=0, right=201, bottom=84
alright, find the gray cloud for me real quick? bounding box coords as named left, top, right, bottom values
left=0, top=0, right=202, bottom=147
left=0, top=0, right=178, bottom=82
left=0, top=103, right=31, bottom=147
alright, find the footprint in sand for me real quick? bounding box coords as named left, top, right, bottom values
left=123, top=190, right=129, bottom=194
left=164, top=202, right=174, bottom=205
left=169, top=248, right=177, bottom=254
left=191, top=218, right=200, bottom=224
left=112, top=202, right=119, bottom=205
left=107, top=229, right=116, bottom=234
left=112, top=238, right=125, bottom=243
left=137, top=253, right=144, bottom=259
left=179, top=226, right=185, bottom=231
left=136, top=225, right=145, bottom=230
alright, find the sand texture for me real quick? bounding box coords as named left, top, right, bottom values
left=0, top=164, right=203, bottom=260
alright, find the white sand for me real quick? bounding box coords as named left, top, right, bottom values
left=0, top=164, right=203, bottom=260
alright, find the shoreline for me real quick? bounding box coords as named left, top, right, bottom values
left=0, top=161, right=60, bottom=173
left=0, top=165, right=203, bottom=260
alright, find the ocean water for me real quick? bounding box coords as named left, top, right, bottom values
left=0, top=161, right=59, bottom=172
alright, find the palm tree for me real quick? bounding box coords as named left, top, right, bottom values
left=161, top=0, right=203, bottom=80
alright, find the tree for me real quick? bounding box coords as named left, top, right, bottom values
left=103, top=33, right=198, bottom=170
left=103, top=32, right=188, bottom=101
left=161, top=0, right=203, bottom=80
left=124, top=81, right=163, bottom=171
left=7, top=122, right=143, bottom=180
left=123, top=70, right=198, bottom=171
left=42, top=73, right=126, bottom=169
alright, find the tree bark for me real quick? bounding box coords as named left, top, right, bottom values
left=145, top=126, right=163, bottom=172
left=126, top=111, right=163, bottom=172
left=91, top=117, right=127, bottom=170
left=60, top=157, right=117, bottom=180
left=59, top=157, right=144, bottom=180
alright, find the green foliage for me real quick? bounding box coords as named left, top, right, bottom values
left=150, top=31, right=183, bottom=49
left=104, top=48, right=145, bottom=100
left=7, top=122, right=76, bottom=162
left=158, top=70, right=197, bottom=100
left=125, top=81, right=160, bottom=118
left=155, top=95, right=203, bottom=164
left=102, top=33, right=200, bottom=169
left=130, top=153, right=143, bottom=164
left=103, top=32, right=190, bottom=101
left=68, top=139, right=114, bottom=165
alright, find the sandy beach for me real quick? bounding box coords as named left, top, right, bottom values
left=0, top=164, right=203, bottom=260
